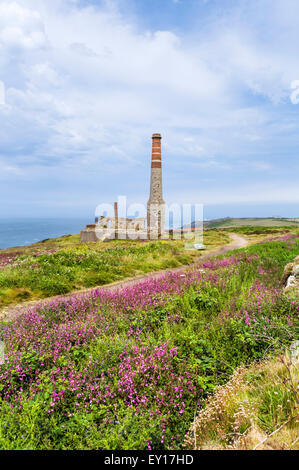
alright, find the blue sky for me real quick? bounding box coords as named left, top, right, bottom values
left=0, top=0, right=298, bottom=220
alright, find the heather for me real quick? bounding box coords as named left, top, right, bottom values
left=0, top=230, right=229, bottom=307
left=0, top=235, right=298, bottom=449
left=0, top=252, right=24, bottom=269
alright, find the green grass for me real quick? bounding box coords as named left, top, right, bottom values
left=0, top=234, right=298, bottom=449
left=0, top=230, right=230, bottom=308
left=184, top=354, right=299, bottom=450
left=223, top=226, right=299, bottom=236
left=204, top=217, right=299, bottom=229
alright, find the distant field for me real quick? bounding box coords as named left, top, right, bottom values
left=204, top=217, right=299, bottom=229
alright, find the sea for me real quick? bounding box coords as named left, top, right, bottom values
left=0, top=218, right=90, bottom=250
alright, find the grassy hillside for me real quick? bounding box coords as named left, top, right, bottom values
left=0, top=230, right=229, bottom=309
left=204, top=217, right=299, bottom=229
left=0, top=234, right=298, bottom=449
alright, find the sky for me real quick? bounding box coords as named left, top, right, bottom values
left=0, top=0, right=299, bottom=220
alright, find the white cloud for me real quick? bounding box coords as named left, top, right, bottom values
left=0, top=0, right=229, bottom=167
left=169, top=181, right=299, bottom=205
left=0, top=0, right=299, bottom=213
left=0, top=80, right=5, bottom=104
left=0, top=1, right=46, bottom=50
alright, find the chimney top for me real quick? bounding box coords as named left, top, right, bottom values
left=152, top=133, right=162, bottom=139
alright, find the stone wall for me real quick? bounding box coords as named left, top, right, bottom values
left=282, top=255, right=299, bottom=294
left=98, top=217, right=145, bottom=230
left=80, top=225, right=98, bottom=242
left=80, top=220, right=147, bottom=242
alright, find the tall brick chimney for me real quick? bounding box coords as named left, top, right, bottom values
left=147, top=133, right=165, bottom=239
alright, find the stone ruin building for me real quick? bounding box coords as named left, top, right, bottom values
left=80, top=133, right=165, bottom=242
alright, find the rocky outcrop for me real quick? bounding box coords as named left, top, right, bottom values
left=283, top=255, right=299, bottom=293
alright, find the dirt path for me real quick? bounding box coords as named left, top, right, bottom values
left=0, top=234, right=248, bottom=323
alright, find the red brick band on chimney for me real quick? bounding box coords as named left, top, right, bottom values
left=152, top=134, right=162, bottom=167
